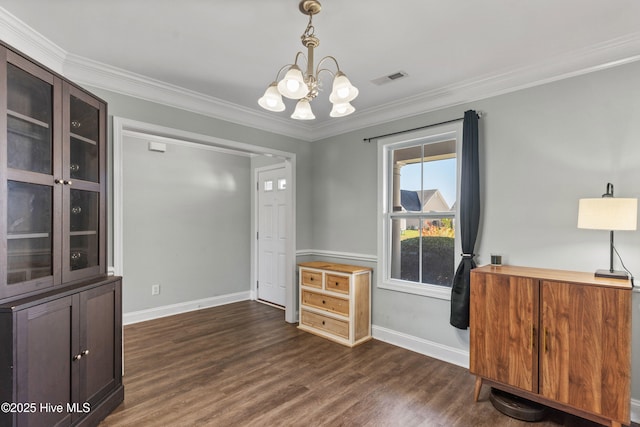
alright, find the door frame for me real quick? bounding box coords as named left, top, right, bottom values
left=112, top=117, right=297, bottom=323
left=253, top=163, right=293, bottom=312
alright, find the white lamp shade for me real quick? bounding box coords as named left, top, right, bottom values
left=329, top=101, right=355, bottom=117
left=577, top=197, right=638, bottom=230
left=329, top=71, right=358, bottom=103
left=291, top=99, right=315, bottom=120
left=277, top=65, right=308, bottom=99
left=258, top=82, right=285, bottom=112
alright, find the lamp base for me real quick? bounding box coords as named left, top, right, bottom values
left=594, top=269, right=629, bottom=280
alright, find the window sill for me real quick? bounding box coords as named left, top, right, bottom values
left=378, top=279, right=452, bottom=300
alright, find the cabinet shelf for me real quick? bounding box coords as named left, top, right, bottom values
left=70, top=132, right=97, bottom=146
left=70, top=230, right=97, bottom=236
left=7, top=109, right=50, bottom=129
left=7, top=233, right=50, bottom=240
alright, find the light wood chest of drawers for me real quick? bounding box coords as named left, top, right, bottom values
left=298, top=261, right=372, bottom=347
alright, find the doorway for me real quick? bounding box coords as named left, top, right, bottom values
left=112, top=117, right=297, bottom=323
left=256, top=164, right=291, bottom=307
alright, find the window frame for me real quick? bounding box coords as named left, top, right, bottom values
left=377, top=121, right=463, bottom=300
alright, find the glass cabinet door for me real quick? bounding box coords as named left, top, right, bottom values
left=2, top=54, right=59, bottom=296
left=62, top=86, right=105, bottom=282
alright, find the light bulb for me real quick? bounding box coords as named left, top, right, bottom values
left=337, top=87, right=350, bottom=99
left=286, top=79, right=300, bottom=92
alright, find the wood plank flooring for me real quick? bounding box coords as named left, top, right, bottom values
left=100, top=301, right=634, bottom=427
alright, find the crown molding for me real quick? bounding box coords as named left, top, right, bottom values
left=2, top=6, right=639, bottom=143
left=310, top=32, right=640, bottom=141
left=64, top=53, right=315, bottom=141
left=0, top=7, right=66, bottom=74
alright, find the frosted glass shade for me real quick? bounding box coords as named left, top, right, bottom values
left=329, top=71, right=358, bottom=103
left=329, top=101, right=355, bottom=117
left=258, top=82, right=285, bottom=112
left=291, top=99, right=315, bottom=120
left=277, top=65, right=308, bottom=99
left=577, top=197, right=638, bottom=230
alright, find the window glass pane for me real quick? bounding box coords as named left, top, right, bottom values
left=420, top=217, right=455, bottom=286
left=264, top=180, right=273, bottom=192
left=277, top=178, right=286, bottom=190
left=422, top=156, right=456, bottom=213
left=390, top=218, right=419, bottom=282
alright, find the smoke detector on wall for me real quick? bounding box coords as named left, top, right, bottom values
left=371, top=71, right=409, bottom=85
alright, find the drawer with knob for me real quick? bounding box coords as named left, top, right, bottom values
left=301, top=289, right=349, bottom=316
left=301, top=309, right=349, bottom=339
left=301, top=270, right=322, bottom=288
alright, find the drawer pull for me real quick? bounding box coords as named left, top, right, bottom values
left=335, top=282, right=339, bottom=286
left=322, top=320, right=325, bottom=325
left=322, top=300, right=326, bottom=304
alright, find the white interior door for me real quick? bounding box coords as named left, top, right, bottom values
left=257, top=166, right=288, bottom=307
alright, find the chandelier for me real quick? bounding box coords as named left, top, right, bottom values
left=258, top=0, right=359, bottom=120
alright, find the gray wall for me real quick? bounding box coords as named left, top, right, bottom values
left=311, top=61, right=640, bottom=403
left=121, top=135, right=252, bottom=313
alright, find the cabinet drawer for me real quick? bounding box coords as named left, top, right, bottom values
left=325, top=274, right=349, bottom=294
left=301, top=310, right=349, bottom=339
left=301, top=270, right=322, bottom=288
left=301, top=290, right=349, bottom=316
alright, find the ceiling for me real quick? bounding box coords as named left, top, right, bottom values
left=0, top=1, right=639, bottom=141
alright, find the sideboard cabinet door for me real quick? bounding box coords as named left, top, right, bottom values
left=540, top=280, right=631, bottom=422
left=469, top=272, right=537, bottom=393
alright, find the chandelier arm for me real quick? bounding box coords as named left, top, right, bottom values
left=273, top=64, right=294, bottom=81
left=315, top=56, right=341, bottom=76
left=316, top=68, right=336, bottom=80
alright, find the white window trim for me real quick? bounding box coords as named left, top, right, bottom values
left=377, top=121, right=464, bottom=300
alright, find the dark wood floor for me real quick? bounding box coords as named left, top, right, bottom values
left=100, top=301, right=634, bottom=427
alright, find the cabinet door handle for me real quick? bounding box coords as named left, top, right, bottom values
left=530, top=325, right=535, bottom=350
left=73, top=353, right=82, bottom=361
left=544, top=327, right=549, bottom=353
left=55, top=178, right=63, bottom=184
left=81, top=349, right=89, bottom=356
left=64, top=180, right=72, bottom=186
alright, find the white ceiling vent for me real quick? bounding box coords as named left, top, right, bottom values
left=371, top=71, right=409, bottom=85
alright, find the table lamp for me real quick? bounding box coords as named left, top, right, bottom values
left=577, top=183, right=637, bottom=279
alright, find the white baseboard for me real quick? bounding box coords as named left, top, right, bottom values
left=372, top=325, right=469, bottom=369
left=632, top=399, right=640, bottom=423
left=123, top=291, right=251, bottom=325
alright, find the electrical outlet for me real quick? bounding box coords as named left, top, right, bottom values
left=151, top=284, right=160, bottom=296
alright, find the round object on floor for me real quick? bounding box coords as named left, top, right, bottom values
left=489, top=388, right=548, bottom=422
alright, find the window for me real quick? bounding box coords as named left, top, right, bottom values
left=378, top=122, right=462, bottom=299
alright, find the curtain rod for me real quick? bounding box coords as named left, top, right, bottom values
left=362, top=111, right=482, bottom=143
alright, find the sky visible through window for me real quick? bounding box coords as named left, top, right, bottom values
left=400, top=158, right=456, bottom=208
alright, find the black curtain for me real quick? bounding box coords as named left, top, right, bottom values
left=450, top=110, right=480, bottom=329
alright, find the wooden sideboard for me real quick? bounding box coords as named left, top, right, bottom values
left=469, top=265, right=631, bottom=427
left=298, top=261, right=372, bottom=347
